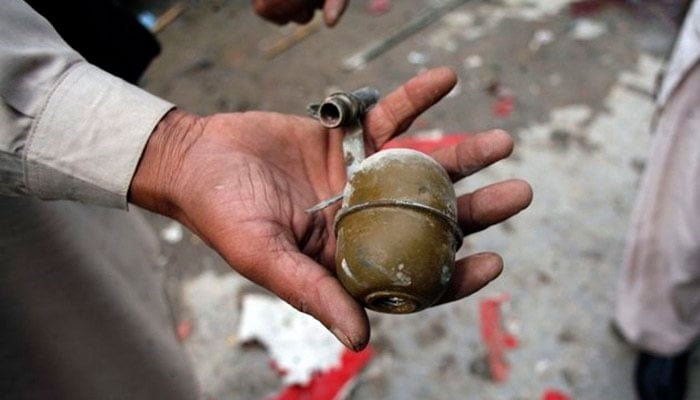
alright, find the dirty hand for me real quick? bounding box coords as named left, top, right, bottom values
left=130, top=67, right=533, bottom=351
left=251, top=0, right=349, bottom=26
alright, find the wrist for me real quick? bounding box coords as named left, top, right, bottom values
left=129, top=108, right=203, bottom=217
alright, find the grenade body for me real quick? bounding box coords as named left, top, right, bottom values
left=335, top=149, right=462, bottom=314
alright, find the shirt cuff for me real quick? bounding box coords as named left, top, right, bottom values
left=25, top=62, right=173, bottom=209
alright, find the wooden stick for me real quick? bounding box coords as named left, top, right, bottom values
left=263, top=17, right=322, bottom=60
left=153, top=2, right=187, bottom=34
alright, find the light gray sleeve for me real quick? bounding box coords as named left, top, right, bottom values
left=656, top=1, right=700, bottom=107
left=0, top=0, right=173, bottom=209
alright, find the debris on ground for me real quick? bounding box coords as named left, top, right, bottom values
left=483, top=63, right=503, bottom=96
left=483, top=71, right=517, bottom=119
left=273, top=347, right=375, bottom=400
left=463, top=54, right=483, bottom=69
left=529, top=29, right=556, bottom=52
left=407, top=51, right=429, bottom=65
left=342, top=0, right=469, bottom=70
left=534, top=358, right=552, bottom=376
left=237, top=294, right=346, bottom=385
left=570, top=18, right=608, bottom=40
left=160, top=221, right=184, bottom=244
left=237, top=294, right=375, bottom=399
left=262, top=18, right=322, bottom=59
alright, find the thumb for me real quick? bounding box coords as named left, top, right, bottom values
left=238, top=248, right=370, bottom=351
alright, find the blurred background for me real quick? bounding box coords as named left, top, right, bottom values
left=116, top=0, right=693, bottom=398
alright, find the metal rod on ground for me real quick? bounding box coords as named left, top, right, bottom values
left=342, top=0, right=471, bottom=71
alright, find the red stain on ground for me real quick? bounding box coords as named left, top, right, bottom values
left=273, top=346, right=374, bottom=400
left=570, top=0, right=625, bottom=16
left=479, top=293, right=518, bottom=382
left=176, top=320, right=192, bottom=341
left=493, top=95, right=516, bottom=118
left=382, top=133, right=465, bottom=154
left=366, top=0, right=392, bottom=16
left=543, top=389, right=573, bottom=400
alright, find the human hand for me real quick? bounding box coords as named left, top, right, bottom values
left=251, top=0, right=349, bottom=26
left=130, top=67, right=533, bottom=351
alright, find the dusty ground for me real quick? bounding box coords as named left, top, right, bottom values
left=137, top=0, right=696, bottom=399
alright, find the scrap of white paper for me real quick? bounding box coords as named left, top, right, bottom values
left=237, top=294, right=345, bottom=385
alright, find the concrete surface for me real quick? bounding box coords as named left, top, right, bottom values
left=138, top=0, right=698, bottom=399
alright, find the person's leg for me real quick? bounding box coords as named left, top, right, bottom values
left=0, top=198, right=199, bottom=400
left=635, top=350, right=691, bottom=400
left=615, top=62, right=700, bottom=399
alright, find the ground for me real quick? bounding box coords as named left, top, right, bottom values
left=135, top=0, right=695, bottom=399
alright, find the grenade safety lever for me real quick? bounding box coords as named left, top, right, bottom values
left=306, top=87, right=380, bottom=213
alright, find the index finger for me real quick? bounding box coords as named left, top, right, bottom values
left=364, top=67, right=457, bottom=149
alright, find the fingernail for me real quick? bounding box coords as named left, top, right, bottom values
left=330, top=327, right=353, bottom=350
left=328, top=8, right=339, bottom=21
left=331, top=327, right=367, bottom=352
left=325, top=3, right=342, bottom=25
left=351, top=338, right=368, bottom=352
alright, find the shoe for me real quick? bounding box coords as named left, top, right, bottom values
left=635, top=349, right=691, bottom=400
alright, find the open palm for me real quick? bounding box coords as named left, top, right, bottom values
left=131, top=67, right=532, bottom=350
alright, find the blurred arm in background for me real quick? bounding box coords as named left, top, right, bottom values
left=251, top=0, right=349, bottom=26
